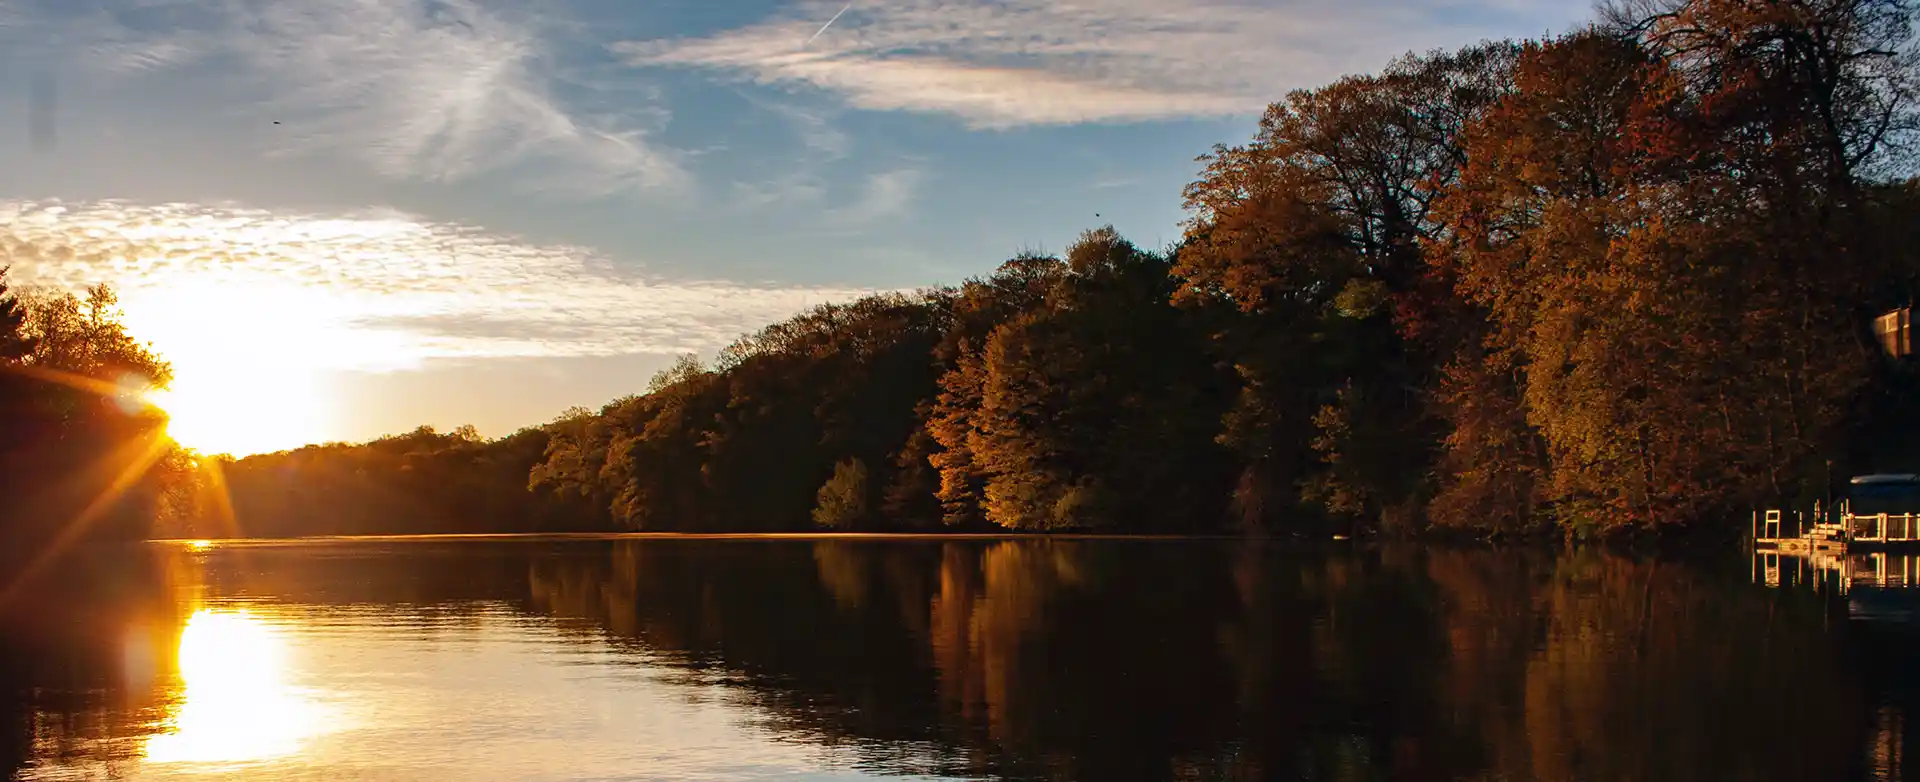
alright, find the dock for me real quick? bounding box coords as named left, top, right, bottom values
left=1754, top=507, right=1920, bottom=555
left=1752, top=473, right=1920, bottom=621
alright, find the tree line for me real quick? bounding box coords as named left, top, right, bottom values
left=27, top=0, right=1920, bottom=544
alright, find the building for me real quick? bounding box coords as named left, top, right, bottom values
left=1877, top=306, right=1911, bottom=359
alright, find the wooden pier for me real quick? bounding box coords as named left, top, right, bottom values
left=1753, top=508, right=1920, bottom=555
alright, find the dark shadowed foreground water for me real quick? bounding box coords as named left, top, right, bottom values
left=0, top=537, right=1912, bottom=781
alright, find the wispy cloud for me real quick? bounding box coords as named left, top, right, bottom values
left=5, top=0, right=684, bottom=196
left=728, top=96, right=850, bottom=208
left=760, top=99, right=852, bottom=161
left=615, top=0, right=1586, bottom=128
left=0, top=199, right=882, bottom=373
left=727, top=97, right=924, bottom=228
left=829, top=168, right=924, bottom=228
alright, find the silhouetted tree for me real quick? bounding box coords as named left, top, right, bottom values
left=0, top=275, right=175, bottom=558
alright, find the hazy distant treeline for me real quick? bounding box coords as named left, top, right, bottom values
left=160, top=1, right=1920, bottom=541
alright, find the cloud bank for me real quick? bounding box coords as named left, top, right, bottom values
left=616, top=0, right=1586, bottom=128
left=0, top=199, right=882, bottom=373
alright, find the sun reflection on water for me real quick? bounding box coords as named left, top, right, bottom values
left=143, top=609, right=333, bottom=766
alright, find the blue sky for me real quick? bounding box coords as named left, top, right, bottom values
left=0, top=0, right=1594, bottom=454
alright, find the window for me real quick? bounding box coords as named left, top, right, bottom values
left=1876, top=307, right=1911, bottom=358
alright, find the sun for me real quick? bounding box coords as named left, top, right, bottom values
left=119, top=279, right=352, bottom=458
left=147, top=372, right=330, bottom=458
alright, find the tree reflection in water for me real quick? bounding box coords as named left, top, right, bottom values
left=524, top=539, right=1880, bottom=781
left=0, top=539, right=1900, bottom=781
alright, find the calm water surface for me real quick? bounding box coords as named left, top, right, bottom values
left=0, top=538, right=1913, bottom=781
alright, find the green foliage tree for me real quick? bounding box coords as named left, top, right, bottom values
left=813, top=459, right=874, bottom=530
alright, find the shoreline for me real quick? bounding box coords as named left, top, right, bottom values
left=146, top=531, right=1309, bottom=545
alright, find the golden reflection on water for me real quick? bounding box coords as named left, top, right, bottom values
left=3, top=542, right=1902, bottom=781
left=141, top=609, right=333, bottom=767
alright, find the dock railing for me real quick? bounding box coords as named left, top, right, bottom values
left=1752, top=505, right=1920, bottom=545
left=1753, top=507, right=1838, bottom=541
left=1850, top=512, right=1920, bottom=542
left=1755, top=508, right=1794, bottom=541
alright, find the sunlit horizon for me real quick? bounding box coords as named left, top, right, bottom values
left=146, top=386, right=328, bottom=458
left=3, top=200, right=886, bottom=455
left=142, top=369, right=335, bottom=458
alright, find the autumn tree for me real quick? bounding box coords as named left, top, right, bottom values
left=926, top=254, right=1070, bottom=527
left=1428, top=2, right=1920, bottom=536
left=165, top=3, right=1920, bottom=541
left=1430, top=31, right=1701, bottom=533
left=937, top=229, right=1232, bottom=531
left=1176, top=44, right=1517, bottom=534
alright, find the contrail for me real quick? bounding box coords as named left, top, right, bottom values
left=804, top=1, right=855, bottom=46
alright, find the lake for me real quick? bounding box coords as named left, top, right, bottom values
left=0, top=537, right=1911, bottom=781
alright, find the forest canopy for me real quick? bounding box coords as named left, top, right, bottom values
left=15, top=0, right=1920, bottom=546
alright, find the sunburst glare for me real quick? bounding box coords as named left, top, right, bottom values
left=125, top=279, right=349, bottom=457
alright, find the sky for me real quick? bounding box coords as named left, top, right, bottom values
left=0, top=0, right=1595, bottom=456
